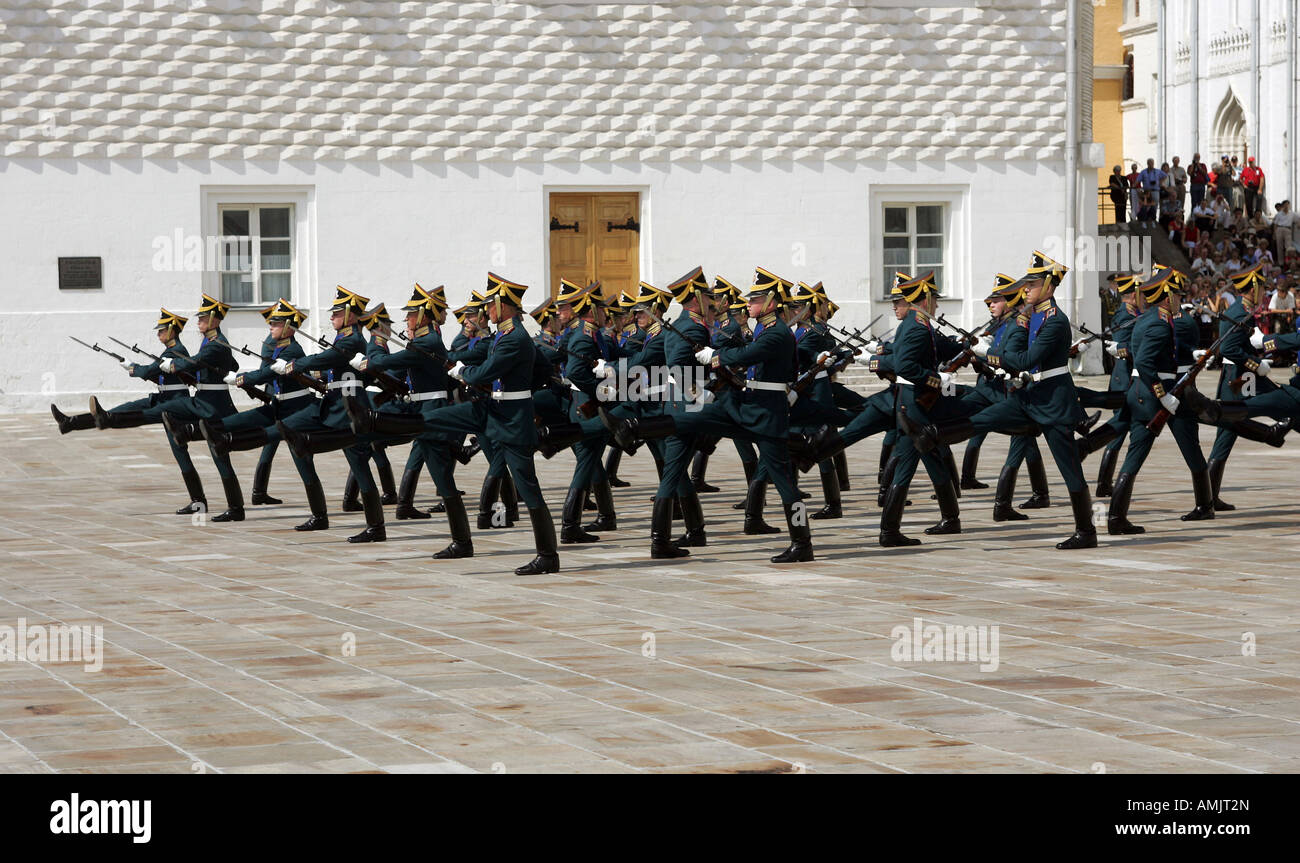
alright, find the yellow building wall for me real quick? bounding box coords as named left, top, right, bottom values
left=1092, top=0, right=1126, bottom=206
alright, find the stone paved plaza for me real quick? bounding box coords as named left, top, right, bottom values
left=2, top=383, right=1299, bottom=773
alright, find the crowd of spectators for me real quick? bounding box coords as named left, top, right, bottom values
left=1104, top=152, right=1299, bottom=345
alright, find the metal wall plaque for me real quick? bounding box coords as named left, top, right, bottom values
left=58, top=257, right=102, bottom=290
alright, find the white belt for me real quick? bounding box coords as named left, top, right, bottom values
left=745, top=380, right=788, bottom=392
left=327, top=379, right=360, bottom=390
left=157, top=384, right=188, bottom=392
left=196, top=383, right=228, bottom=391
left=408, top=390, right=448, bottom=402
left=1176, top=365, right=1192, bottom=374
left=814, top=370, right=828, bottom=379
left=1029, top=366, right=1070, bottom=382
left=276, top=389, right=312, bottom=401
left=895, top=376, right=914, bottom=386
left=1131, top=370, right=1177, bottom=380
left=1221, top=359, right=1235, bottom=366
left=491, top=390, right=531, bottom=401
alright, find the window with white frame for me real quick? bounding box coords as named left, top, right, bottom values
left=881, top=204, right=946, bottom=296
left=218, top=204, right=294, bottom=306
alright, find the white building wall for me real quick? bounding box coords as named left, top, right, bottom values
left=0, top=0, right=1098, bottom=412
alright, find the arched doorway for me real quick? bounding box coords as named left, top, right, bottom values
left=1211, top=88, right=1248, bottom=162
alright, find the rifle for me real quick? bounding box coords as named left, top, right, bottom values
left=107, top=336, right=198, bottom=386
left=298, top=330, right=411, bottom=399
left=69, top=336, right=126, bottom=363
left=233, top=343, right=327, bottom=396
left=1147, top=310, right=1253, bottom=434
left=647, top=309, right=746, bottom=393
left=1068, top=315, right=1139, bottom=358
left=933, top=315, right=1000, bottom=381
left=790, top=329, right=865, bottom=395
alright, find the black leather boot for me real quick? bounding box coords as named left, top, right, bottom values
left=537, top=422, right=585, bottom=459
left=605, top=447, right=629, bottom=487
left=960, top=444, right=988, bottom=489
left=771, top=499, right=814, bottom=563
left=877, top=442, right=893, bottom=487
left=176, top=470, right=206, bottom=515
left=1181, top=469, right=1215, bottom=521
left=650, top=497, right=690, bottom=559
left=583, top=489, right=597, bottom=511
left=810, top=466, right=842, bottom=519
left=941, top=446, right=962, bottom=499
left=476, top=474, right=512, bottom=529
left=432, top=494, right=474, bottom=559
left=1077, top=422, right=1121, bottom=463
left=585, top=480, right=617, bottom=532
left=501, top=473, right=520, bottom=523
left=675, top=491, right=708, bottom=547
left=1232, top=417, right=1292, bottom=448
left=1056, top=489, right=1099, bottom=549
left=560, top=487, right=599, bottom=544
left=879, top=482, right=920, bottom=547
left=515, top=506, right=559, bottom=575
left=162, top=412, right=199, bottom=445
left=1020, top=457, right=1050, bottom=509
left=877, top=453, right=900, bottom=507
left=792, top=426, right=847, bottom=473
left=924, top=480, right=962, bottom=535
left=1206, top=457, right=1234, bottom=511
left=395, top=468, right=431, bottom=520
left=898, top=406, right=975, bottom=454
left=733, top=461, right=756, bottom=509
left=1076, top=410, right=1102, bottom=434
left=743, top=479, right=780, bottom=535
left=1094, top=445, right=1119, bottom=497
left=250, top=459, right=281, bottom=505
left=341, top=471, right=362, bottom=512
left=51, top=405, right=95, bottom=434
left=1106, top=472, right=1144, bottom=535
left=691, top=449, right=719, bottom=493
left=212, top=473, right=245, bottom=522
left=93, top=397, right=146, bottom=429
left=455, top=437, right=480, bottom=465
left=992, top=464, right=1029, bottom=521
left=348, top=488, right=387, bottom=543
left=295, top=480, right=329, bottom=531
left=377, top=460, right=397, bottom=505
left=834, top=450, right=851, bottom=491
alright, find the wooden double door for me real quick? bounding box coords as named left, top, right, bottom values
left=548, top=192, right=640, bottom=302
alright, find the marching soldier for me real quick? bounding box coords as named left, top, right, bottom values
left=51, top=308, right=192, bottom=435
left=339, top=305, right=400, bottom=512
left=434, top=274, right=559, bottom=575
left=1092, top=273, right=1141, bottom=497
left=904, top=252, right=1098, bottom=550
left=1203, top=264, right=1278, bottom=510
left=103, top=293, right=240, bottom=516
left=194, top=298, right=310, bottom=521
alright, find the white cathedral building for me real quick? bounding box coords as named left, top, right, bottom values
left=1120, top=0, right=1298, bottom=205
left=3, top=0, right=1104, bottom=411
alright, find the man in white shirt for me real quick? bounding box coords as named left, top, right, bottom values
left=1274, top=200, right=1295, bottom=255
left=1269, top=281, right=1296, bottom=334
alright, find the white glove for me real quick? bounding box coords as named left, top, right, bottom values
left=222, top=371, right=237, bottom=384
left=972, top=336, right=992, bottom=358
left=994, top=367, right=1010, bottom=379
left=1181, top=303, right=1196, bottom=312
left=694, top=346, right=716, bottom=364
left=593, top=358, right=614, bottom=379
left=448, top=361, right=467, bottom=381
left=348, top=354, right=365, bottom=370
left=1249, top=328, right=1265, bottom=349
left=1158, top=392, right=1180, bottom=413
left=853, top=352, right=874, bottom=366
left=863, top=339, right=882, bottom=354
left=1256, top=359, right=1272, bottom=375
left=270, top=359, right=289, bottom=375
left=1013, top=371, right=1032, bottom=389
left=1104, top=340, right=1120, bottom=357
left=118, top=360, right=134, bottom=371
left=814, top=350, right=832, bottom=366
left=1192, top=349, right=1208, bottom=362
left=158, top=358, right=175, bottom=373
left=786, top=389, right=798, bottom=407
left=939, top=371, right=954, bottom=388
